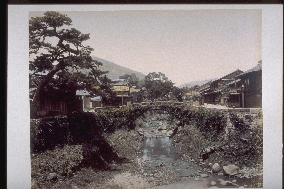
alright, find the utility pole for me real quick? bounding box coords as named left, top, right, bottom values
left=241, top=84, right=245, bottom=108
left=82, top=96, right=85, bottom=111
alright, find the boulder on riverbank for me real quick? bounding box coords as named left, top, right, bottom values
left=212, top=163, right=222, bottom=173
left=223, top=164, right=240, bottom=176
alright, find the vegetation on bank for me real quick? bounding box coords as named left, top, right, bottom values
left=31, top=104, right=262, bottom=188
left=31, top=104, right=227, bottom=153
left=31, top=104, right=262, bottom=163
left=172, top=107, right=263, bottom=168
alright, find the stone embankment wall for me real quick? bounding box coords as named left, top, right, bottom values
left=172, top=105, right=263, bottom=168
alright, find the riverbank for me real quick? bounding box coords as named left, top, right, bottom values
left=171, top=108, right=263, bottom=188
left=31, top=104, right=263, bottom=189
left=31, top=129, right=144, bottom=189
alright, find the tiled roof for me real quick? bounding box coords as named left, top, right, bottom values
left=237, top=63, right=262, bottom=77
left=112, top=79, right=128, bottom=86
left=226, top=79, right=241, bottom=86
left=211, top=69, right=243, bottom=83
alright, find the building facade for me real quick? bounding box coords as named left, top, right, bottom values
left=199, top=62, right=262, bottom=108
left=199, top=69, right=244, bottom=106
left=237, top=62, right=262, bottom=108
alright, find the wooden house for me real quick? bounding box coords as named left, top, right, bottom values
left=199, top=62, right=262, bottom=108
left=36, top=88, right=102, bottom=117
left=37, top=87, right=81, bottom=117
left=237, top=61, right=262, bottom=108
left=218, top=78, right=243, bottom=107
left=199, top=69, right=244, bottom=106
left=38, top=97, right=69, bottom=117
left=111, top=79, right=132, bottom=106
left=75, top=89, right=103, bottom=111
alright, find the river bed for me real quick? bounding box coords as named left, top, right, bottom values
left=135, top=112, right=209, bottom=188
left=133, top=112, right=262, bottom=189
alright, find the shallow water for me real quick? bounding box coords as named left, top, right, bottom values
left=142, top=136, right=176, bottom=162
left=137, top=112, right=262, bottom=188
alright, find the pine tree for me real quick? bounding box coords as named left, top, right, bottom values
left=29, top=11, right=108, bottom=113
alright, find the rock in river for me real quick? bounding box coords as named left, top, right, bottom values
left=223, top=164, right=240, bottom=176
left=200, top=174, right=209, bottom=178
left=210, top=181, right=217, bottom=186
left=158, top=125, right=167, bottom=130
left=212, top=163, right=222, bottom=173
left=218, top=179, right=228, bottom=186
left=47, top=172, right=57, bottom=181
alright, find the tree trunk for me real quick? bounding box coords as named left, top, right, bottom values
left=31, top=64, right=64, bottom=117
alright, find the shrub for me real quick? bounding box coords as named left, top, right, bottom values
left=31, top=117, right=70, bottom=152
left=31, top=145, right=83, bottom=181
left=222, top=112, right=263, bottom=166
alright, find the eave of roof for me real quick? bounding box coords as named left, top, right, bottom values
left=76, top=90, right=91, bottom=96
left=237, top=63, right=262, bottom=78
left=91, top=96, right=102, bottom=101
left=210, top=69, right=243, bottom=84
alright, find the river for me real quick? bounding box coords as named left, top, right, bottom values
left=134, top=112, right=262, bottom=189
left=134, top=112, right=209, bottom=188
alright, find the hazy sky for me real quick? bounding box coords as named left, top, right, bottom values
left=31, top=10, right=261, bottom=86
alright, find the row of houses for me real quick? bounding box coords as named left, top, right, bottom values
left=198, top=61, right=262, bottom=108
left=33, top=62, right=262, bottom=116
left=35, top=78, right=141, bottom=117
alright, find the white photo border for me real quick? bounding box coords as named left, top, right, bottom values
left=7, top=4, right=283, bottom=189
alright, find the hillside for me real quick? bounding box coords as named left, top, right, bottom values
left=179, top=79, right=214, bottom=88
left=93, top=56, right=145, bottom=80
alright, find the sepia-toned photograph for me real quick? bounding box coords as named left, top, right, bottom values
left=29, top=9, right=263, bottom=189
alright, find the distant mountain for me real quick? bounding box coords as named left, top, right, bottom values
left=179, top=79, right=215, bottom=88
left=93, top=56, right=145, bottom=80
